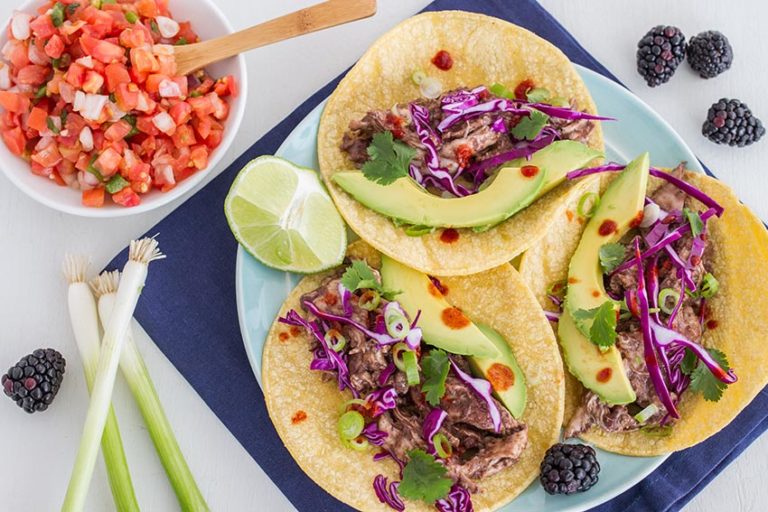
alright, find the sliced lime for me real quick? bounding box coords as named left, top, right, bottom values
left=225, top=156, right=346, bottom=273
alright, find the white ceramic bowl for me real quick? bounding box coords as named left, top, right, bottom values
left=0, top=0, right=247, bottom=217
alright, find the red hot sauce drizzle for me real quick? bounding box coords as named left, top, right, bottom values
left=431, top=50, right=453, bottom=71
left=440, top=228, right=460, bottom=244
left=598, top=219, right=618, bottom=236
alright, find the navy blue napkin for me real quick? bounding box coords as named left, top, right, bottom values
left=109, top=1, right=765, bottom=511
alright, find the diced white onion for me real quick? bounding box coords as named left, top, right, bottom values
left=27, top=41, right=49, bottom=65
left=135, top=92, right=150, bottom=112
left=152, top=111, right=175, bottom=134
left=35, top=135, right=54, bottom=151
left=76, top=55, right=94, bottom=69
left=154, top=164, right=175, bottom=186
left=74, top=92, right=108, bottom=121
left=1, top=41, right=14, bottom=61
left=105, top=101, right=126, bottom=122
left=152, top=43, right=175, bottom=56
left=640, top=203, right=661, bottom=228
left=158, top=78, right=181, bottom=98
left=11, top=11, right=32, bottom=40
left=419, top=77, right=443, bottom=99
left=155, top=17, right=180, bottom=38
left=0, top=64, right=10, bottom=90
left=59, top=82, right=76, bottom=103
left=79, top=169, right=100, bottom=189
left=79, top=126, right=94, bottom=151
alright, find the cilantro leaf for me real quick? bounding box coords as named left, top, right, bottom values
left=689, top=272, right=719, bottom=300
left=526, top=87, right=550, bottom=103
left=340, top=259, right=400, bottom=300
left=397, top=450, right=452, bottom=503
left=689, top=348, right=731, bottom=402
left=599, top=243, right=626, bottom=274
left=489, top=83, right=514, bottom=99
left=46, top=117, right=60, bottom=135
left=421, top=350, right=450, bottom=406
left=510, top=110, right=549, bottom=141
left=573, top=301, right=618, bottom=347
left=684, top=208, right=704, bottom=238
left=361, top=131, right=416, bottom=185
left=680, top=348, right=698, bottom=375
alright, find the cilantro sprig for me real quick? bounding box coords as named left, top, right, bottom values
left=397, top=450, right=452, bottom=503
left=421, top=350, right=450, bottom=406
left=681, top=347, right=731, bottom=402
left=599, top=243, right=626, bottom=274
left=687, top=272, right=719, bottom=300
left=340, top=260, right=399, bottom=300
left=361, top=131, right=416, bottom=185
left=573, top=301, right=618, bottom=347
left=683, top=208, right=704, bottom=238
left=510, top=110, right=549, bottom=141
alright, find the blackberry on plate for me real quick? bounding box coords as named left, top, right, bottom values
left=540, top=443, right=600, bottom=495
left=636, top=25, right=686, bottom=86
left=2, top=348, right=66, bottom=413
left=702, top=98, right=765, bottom=147
left=687, top=31, right=733, bottom=79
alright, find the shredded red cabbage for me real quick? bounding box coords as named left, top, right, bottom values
left=301, top=300, right=404, bottom=346
left=373, top=449, right=405, bottom=473
left=650, top=321, right=737, bottom=383
left=544, top=310, right=561, bottom=322
left=525, top=102, right=615, bottom=121
left=436, top=484, right=474, bottom=512
left=465, top=127, right=557, bottom=183
left=437, top=98, right=528, bottom=132
left=449, top=359, right=501, bottom=433
left=338, top=282, right=353, bottom=317
left=491, top=117, right=507, bottom=133
left=365, top=386, right=398, bottom=417
left=373, top=475, right=405, bottom=511
left=378, top=363, right=396, bottom=386
left=362, top=422, right=389, bottom=446
left=422, top=408, right=448, bottom=456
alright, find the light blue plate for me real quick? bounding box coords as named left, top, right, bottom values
left=235, top=66, right=703, bottom=511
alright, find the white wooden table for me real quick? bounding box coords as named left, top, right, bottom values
left=0, top=1, right=765, bottom=510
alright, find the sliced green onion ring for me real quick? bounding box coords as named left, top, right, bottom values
left=337, top=410, right=365, bottom=441
left=658, top=288, right=680, bottom=315
left=577, top=192, right=601, bottom=218
left=402, top=350, right=420, bottom=386
left=338, top=398, right=367, bottom=415
left=432, top=433, right=453, bottom=458
left=345, top=436, right=371, bottom=452
left=392, top=342, right=409, bottom=372
left=359, top=290, right=381, bottom=311
left=633, top=404, right=659, bottom=424
left=384, top=305, right=410, bottom=340
left=411, top=69, right=427, bottom=85
left=324, top=328, right=346, bottom=352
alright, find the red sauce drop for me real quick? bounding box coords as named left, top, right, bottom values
left=441, top=307, right=470, bottom=329
left=521, top=165, right=539, bottom=177
left=596, top=367, right=612, bottom=383
left=427, top=282, right=443, bottom=298
left=629, top=211, right=644, bottom=228
left=431, top=50, right=453, bottom=71
left=291, top=410, right=307, bottom=424
left=701, top=232, right=709, bottom=242
left=278, top=332, right=290, bottom=342
left=568, top=277, right=580, bottom=284
left=487, top=363, right=515, bottom=392
left=691, top=255, right=702, bottom=266
left=565, top=210, right=574, bottom=222
left=514, top=79, right=535, bottom=100
left=662, top=214, right=676, bottom=225
left=429, top=276, right=449, bottom=295
left=385, top=113, right=404, bottom=139
left=550, top=282, right=564, bottom=293
left=324, top=292, right=338, bottom=306
left=440, top=228, right=460, bottom=244
left=289, top=326, right=301, bottom=337
left=706, top=319, right=719, bottom=330
left=455, top=144, right=473, bottom=169
left=598, top=219, right=618, bottom=236
left=591, top=290, right=600, bottom=298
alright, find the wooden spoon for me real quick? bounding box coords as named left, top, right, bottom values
left=173, top=0, right=378, bottom=76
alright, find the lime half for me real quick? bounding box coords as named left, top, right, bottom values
left=225, top=156, right=346, bottom=273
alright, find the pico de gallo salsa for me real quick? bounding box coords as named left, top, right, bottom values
left=0, top=0, right=237, bottom=207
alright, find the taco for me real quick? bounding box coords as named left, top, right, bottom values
left=263, top=241, right=564, bottom=511
left=317, top=11, right=606, bottom=277
left=519, top=152, right=768, bottom=455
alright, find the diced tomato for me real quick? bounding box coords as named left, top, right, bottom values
left=114, top=83, right=139, bottom=111
left=65, top=62, right=87, bottom=88
left=104, top=63, right=130, bottom=93
left=1, top=127, right=26, bottom=155
left=169, top=102, right=192, bottom=125
left=136, top=115, right=159, bottom=136
left=16, top=65, right=49, bottom=85
left=80, top=7, right=115, bottom=39
left=50, top=168, right=67, bottom=186
left=5, top=41, right=30, bottom=69
left=29, top=14, right=56, bottom=39
left=129, top=47, right=158, bottom=74
left=171, top=76, right=187, bottom=97
left=119, top=27, right=150, bottom=49
left=82, top=187, right=105, bottom=207
left=59, top=143, right=82, bottom=163
left=105, top=120, right=132, bottom=141
left=31, top=143, right=62, bottom=168
left=112, top=186, right=140, bottom=207
left=189, top=145, right=208, bottom=169
left=205, top=129, right=223, bottom=149
left=95, top=147, right=122, bottom=176
left=191, top=114, right=211, bottom=140
left=80, top=35, right=125, bottom=64
left=44, top=35, right=65, bottom=59
left=187, top=95, right=213, bottom=117
left=64, top=113, right=86, bottom=135
left=27, top=107, right=49, bottom=133
left=82, top=70, right=105, bottom=94
left=213, top=76, right=238, bottom=97
left=0, top=91, right=30, bottom=113
left=145, top=74, right=168, bottom=94
left=136, top=0, right=160, bottom=18
left=176, top=21, right=199, bottom=44
left=171, top=124, right=195, bottom=147
left=194, top=78, right=214, bottom=96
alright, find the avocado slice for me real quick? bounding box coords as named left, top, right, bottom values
left=380, top=255, right=499, bottom=358
left=558, top=309, right=636, bottom=405
left=470, top=324, right=527, bottom=418
left=506, top=140, right=603, bottom=196
left=565, top=152, right=650, bottom=336
left=559, top=152, right=649, bottom=405
left=333, top=166, right=546, bottom=229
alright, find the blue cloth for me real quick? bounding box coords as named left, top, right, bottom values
left=108, top=1, right=766, bottom=510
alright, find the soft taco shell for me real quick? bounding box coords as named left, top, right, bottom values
left=519, top=171, right=768, bottom=455
left=317, top=11, right=604, bottom=277
left=263, top=241, right=564, bottom=511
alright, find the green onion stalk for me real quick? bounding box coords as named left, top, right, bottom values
left=63, top=238, right=165, bottom=512
left=62, top=256, right=140, bottom=512
left=91, top=270, right=209, bottom=512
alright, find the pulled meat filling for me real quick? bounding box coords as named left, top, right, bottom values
left=301, top=271, right=528, bottom=490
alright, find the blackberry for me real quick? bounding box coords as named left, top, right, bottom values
left=540, top=443, right=600, bottom=495
left=702, top=99, right=765, bottom=147
left=636, top=25, right=686, bottom=86
left=2, top=348, right=66, bottom=413
left=687, top=31, right=733, bottom=78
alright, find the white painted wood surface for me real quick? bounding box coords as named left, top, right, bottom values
left=0, top=1, right=764, bottom=510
